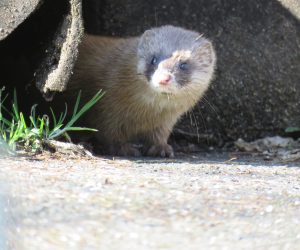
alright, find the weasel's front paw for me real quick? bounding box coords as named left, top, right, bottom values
left=146, top=144, right=174, bottom=158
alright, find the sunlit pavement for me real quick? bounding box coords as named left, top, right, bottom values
left=0, top=154, right=300, bottom=250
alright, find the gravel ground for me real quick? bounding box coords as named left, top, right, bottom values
left=0, top=152, right=300, bottom=250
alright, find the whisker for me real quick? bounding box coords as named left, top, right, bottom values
left=201, top=95, right=218, bottom=116
left=195, top=34, right=204, bottom=41
left=185, top=89, right=210, bottom=145
left=195, top=107, right=209, bottom=145
left=189, top=110, right=200, bottom=143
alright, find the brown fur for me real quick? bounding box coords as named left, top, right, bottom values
left=60, top=26, right=216, bottom=157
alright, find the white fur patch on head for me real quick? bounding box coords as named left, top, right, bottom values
left=151, top=69, right=163, bottom=88
left=172, top=50, right=192, bottom=59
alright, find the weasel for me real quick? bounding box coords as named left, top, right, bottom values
left=61, top=25, right=216, bottom=157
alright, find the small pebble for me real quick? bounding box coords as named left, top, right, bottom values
left=265, top=205, right=274, bottom=213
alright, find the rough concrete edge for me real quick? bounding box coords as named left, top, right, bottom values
left=39, top=0, right=84, bottom=97
left=278, top=0, right=300, bottom=20
left=0, top=0, right=41, bottom=41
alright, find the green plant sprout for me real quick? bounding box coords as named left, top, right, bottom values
left=285, top=127, right=300, bottom=133
left=0, top=87, right=104, bottom=153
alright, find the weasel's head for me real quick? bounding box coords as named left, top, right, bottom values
left=137, top=25, right=216, bottom=95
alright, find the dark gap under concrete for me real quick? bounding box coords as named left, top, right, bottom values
left=0, top=0, right=69, bottom=112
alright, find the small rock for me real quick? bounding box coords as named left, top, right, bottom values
left=265, top=205, right=274, bottom=213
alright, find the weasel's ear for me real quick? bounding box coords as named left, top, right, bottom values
left=193, top=39, right=216, bottom=66
left=137, top=29, right=154, bottom=74
left=141, top=29, right=155, bottom=41
left=138, top=29, right=155, bottom=56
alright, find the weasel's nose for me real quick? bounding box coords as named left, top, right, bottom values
left=159, top=74, right=171, bottom=85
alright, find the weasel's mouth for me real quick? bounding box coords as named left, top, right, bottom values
left=151, top=83, right=179, bottom=94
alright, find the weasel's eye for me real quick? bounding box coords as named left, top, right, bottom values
left=179, top=62, right=189, bottom=71
left=151, top=56, right=158, bottom=65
